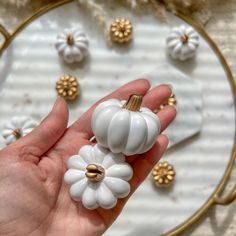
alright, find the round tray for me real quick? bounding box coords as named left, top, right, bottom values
left=0, top=1, right=235, bottom=235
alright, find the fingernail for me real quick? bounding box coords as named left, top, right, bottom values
left=160, top=133, right=170, bottom=147
left=53, top=97, right=61, bottom=109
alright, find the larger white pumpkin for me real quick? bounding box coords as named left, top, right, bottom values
left=166, top=25, right=199, bottom=61
left=91, top=95, right=160, bottom=156
left=64, top=144, right=133, bottom=210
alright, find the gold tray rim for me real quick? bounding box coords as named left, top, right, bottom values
left=0, top=1, right=235, bottom=235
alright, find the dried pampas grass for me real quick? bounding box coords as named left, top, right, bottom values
left=78, top=0, right=108, bottom=38
left=3, top=0, right=31, bottom=8
left=78, top=0, right=211, bottom=42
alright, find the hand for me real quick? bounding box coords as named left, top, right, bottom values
left=0, top=79, right=176, bottom=236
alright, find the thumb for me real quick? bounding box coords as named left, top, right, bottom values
left=16, top=97, right=69, bottom=159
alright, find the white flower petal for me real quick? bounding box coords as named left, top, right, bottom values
left=97, top=183, right=117, bottom=209
left=166, top=33, right=180, bottom=43
left=179, top=25, right=187, bottom=34
left=187, top=42, right=197, bottom=51
left=172, top=27, right=182, bottom=36
left=92, top=144, right=108, bottom=164
left=67, top=155, right=87, bottom=170
left=12, top=116, right=28, bottom=128
left=22, top=120, right=37, bottom=130
left=102, top=152, right=125, bottom=169
left=64, top=169, right=85, bottom=184
left=82, top=184, right=99, bottom=209
left=104, top=177, right=130, bottom=198
left=63, top=28, right=72, bottom=35
left=74, top=36, right=88, bottom=44
left=55, top=42, right=67, bottom=53
left=188, top=39, right=199, bottom=46
left=74, top=42, right=88, bottom=52
left=4, top=123, right=14, bottom=130
left=2, top=129, right=14, bottom=138
left=63, top=47, right=74, bottom=63
left=71, top=46, right=81, bottom=57
left=73, top=31, right=85, bottom=38
left=6, top=135, right=16, bottom=145
left=185, top=27, right=194, bottom=35
left=22, top=128, right=33, bottom=136
left=69, top=178, right=88, bottom=201
left=173, top=42, right=183, bottom=54
left=167, top=39, right=180, bottom=48
left=106, top=163, right=133, bottom=181
left=79, top=145, right=95, bottom=164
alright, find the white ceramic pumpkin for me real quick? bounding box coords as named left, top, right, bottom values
left=2, top=116, right=37, bottom=145
left=55, top=28, right=89, bottom=64
left=91, top=94, right=160, bottom=156
left=64, top=144, right=133, bottom=210
left=166, top=25, right=199, bottom=61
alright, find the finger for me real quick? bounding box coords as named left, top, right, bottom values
left=158, top=105, right=177, bottom=133
left=142, top=84, right=172, bottom=111
left=15, top=97, right=69, bottom=159
left=68, top=79, right=151, bottom=138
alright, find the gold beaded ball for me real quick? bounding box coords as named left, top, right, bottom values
left=152, top=161, right=176, bottom=188
left=55, top=75, right=79, bottom=101
left=154, top=93, right=177, bottom=113
left=110, top=18, right=133, bottom=44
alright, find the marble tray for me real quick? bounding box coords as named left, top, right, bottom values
left=0, top=1, right=235, bottom=235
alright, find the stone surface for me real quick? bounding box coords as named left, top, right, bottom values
left=140, top=64, right=203, bottom=149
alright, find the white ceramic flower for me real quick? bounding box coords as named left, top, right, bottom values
left=2, top=116, right=37, bottom=145
left=91, top=94, right=160, bottom=156
left=64, top=144, right=133, bottom=210
left=55, top=28, right=89, bottom=64
left=166, top=25, right=199, bottom=61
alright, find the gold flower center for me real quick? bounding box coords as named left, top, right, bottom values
left=67, top=35, right=74, bottom=45
left=85, top=164, right=105, bottom=183
left=62, top=81, right=70, bottom=91
left=12, top=128, right=22, bottom=139
left=119, top=23, right=126, bottom=32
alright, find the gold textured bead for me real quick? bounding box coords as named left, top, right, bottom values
left=152, top=161, right=176, bottom=188
left=110, top=18, right=133, bottom=44
left=55, top=75, right=79, bottom=101
left=154, top=93, right=177, bottom=113
left=85, top=164, right=105, bottom=183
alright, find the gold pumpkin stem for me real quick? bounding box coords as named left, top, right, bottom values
left=123, top=94, right=143, bottom=111
left=181, top=34, right=189, bottom=44
left=12, top=128, right=22, bottom=139
left=85, top=164, right=105, bottom=183
left=67, top=35, right=74, bottom=45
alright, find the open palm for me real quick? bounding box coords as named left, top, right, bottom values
left=0, top=79, right=176, bottom=236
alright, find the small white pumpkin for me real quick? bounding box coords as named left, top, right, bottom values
left=2, top=116, right=37, bottom=145
left=91, top=94, right=160, bottom=156
left=64, top=144, right=133, bottom=210
left=166, top=25, right=199, bottom=61
left=55, top=28, right=89, bottom=64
